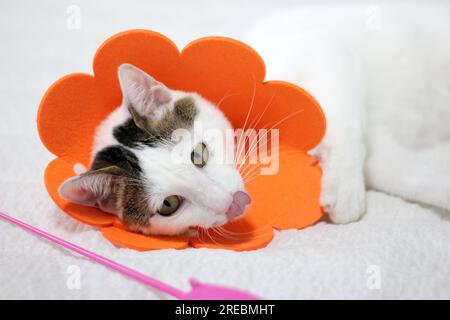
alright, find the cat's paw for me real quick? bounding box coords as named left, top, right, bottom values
left=320, top=166, right=366, bottom=224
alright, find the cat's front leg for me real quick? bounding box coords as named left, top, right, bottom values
left=315, top=132, right=367, bottom=224
left=306, top=53, right=368, bottom=224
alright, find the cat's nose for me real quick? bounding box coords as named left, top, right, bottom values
left=225, top=191, right=251, bottom=220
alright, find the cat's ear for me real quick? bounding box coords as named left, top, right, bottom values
left=118, top=63, right=172, bottom=116
left=58, top=166, right=126, bottom=215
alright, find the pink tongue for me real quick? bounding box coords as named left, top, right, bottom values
left=226, top=191, right=251, bottom=220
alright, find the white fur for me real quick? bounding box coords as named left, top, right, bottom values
left=243, top=2, right=450, bottom=222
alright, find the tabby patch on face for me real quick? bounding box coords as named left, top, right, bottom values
left=117, top=182, right=154, bottom=229
left=113, top=97, right=198, bottom=148
left=88, top=145, right=153, bottom=227
left=91, top=145, right=141, bottom=174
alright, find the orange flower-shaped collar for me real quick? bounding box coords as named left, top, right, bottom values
left=38, top=30, right=326, bottom=251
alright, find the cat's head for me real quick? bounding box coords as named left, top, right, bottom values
left=58, top=64, right=250, bottom=235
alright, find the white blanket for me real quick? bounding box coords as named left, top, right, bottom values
left=1, top=0, right=449, bottom=299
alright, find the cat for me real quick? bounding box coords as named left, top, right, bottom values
left=59, top=2, right=450, bottom=234
left=59, top=64, right=251, bottom=235
left=243, top=2, right=450, bottom=223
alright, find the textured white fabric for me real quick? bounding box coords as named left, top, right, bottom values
left=0, top=0, right=449, bottom=299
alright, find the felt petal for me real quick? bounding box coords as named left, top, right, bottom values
left=38, top=74, right=103, bottom=164
left=178, top=36, right=266, bottom=128
left=93, top=30, right=180, bottom=106
left=101, top=227, right=189, bottom=251
left=250, top=81, right=326, bottom=152
left=241, top=148, right=323, bottom=230
left=190, top=224, right=274, bottom=251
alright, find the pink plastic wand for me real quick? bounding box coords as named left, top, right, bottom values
left=0, top=211, right=259, bottom=300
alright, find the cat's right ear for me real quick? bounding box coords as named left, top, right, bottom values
left=58, top=166, right=126, bottom=215
left=118, top=64, right=172, bottom=116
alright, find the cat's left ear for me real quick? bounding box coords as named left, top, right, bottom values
left=118, top=63, right=172, bottom=116
left=58, top=166, right=126, bottom=215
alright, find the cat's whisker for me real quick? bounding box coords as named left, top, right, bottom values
left=239, top=135, right=281, bottom=177
left=242, top=149, right=304, bottom=182
left=216, top=91, right=238, bottom=109
left=243, top=175, right=262, bottom=185
left=248, top=93, right=276, bottom=131
left=211, top=225, right=275, bottom=240
left=215, top=205, right=292, bottom=237
left=204, top=227, right=222, bottom=246
left=243, top=170, right=261, bottom=183
left=213, top=226, right=244, bottom=241
left=212, top=226, right=244, bottom=241
left=235, top=76, right=257, bottom=168
left=237, top=108, right=304, bottom=172
left=235, top=94, right=275, bottom=170
left=196, top=228, right=206, bottom=245
left=212, top=226, right=231, bottom=240
left=241, top=151, right=280, bottom=179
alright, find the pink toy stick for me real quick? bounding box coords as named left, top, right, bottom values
left=0, top=211, right=259, bottom=300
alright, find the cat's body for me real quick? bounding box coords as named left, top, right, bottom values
left=244, top=2, right=450, bottom=222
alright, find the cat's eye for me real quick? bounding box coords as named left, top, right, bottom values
left=191, top=142, right=208, bottom=168
left=158, top=195, right=182, bottom=216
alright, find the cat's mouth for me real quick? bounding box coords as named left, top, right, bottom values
left=224, top=191, right=251, bottom=221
